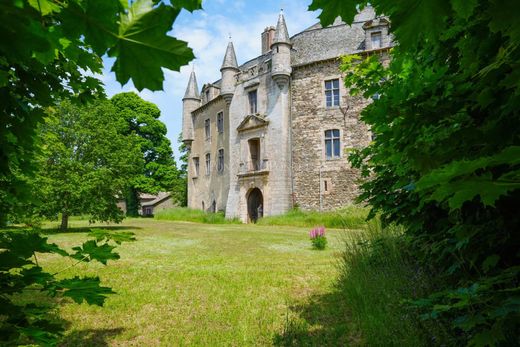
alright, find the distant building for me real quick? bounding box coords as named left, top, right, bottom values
left=181, top=7, right=392, bottom=223
left=117, top=192, right=175, bottom=216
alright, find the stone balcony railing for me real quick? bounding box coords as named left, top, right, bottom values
left=237, top=159, right=269, bottom=178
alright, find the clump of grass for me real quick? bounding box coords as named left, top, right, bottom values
left=338, top=219, right=450, bottom=345
left=257, top=205, right=368, bottom=229
left=154, top=207, right=241, bottom=224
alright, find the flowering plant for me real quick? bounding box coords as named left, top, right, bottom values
left=309, top=226, right=327, bottom=250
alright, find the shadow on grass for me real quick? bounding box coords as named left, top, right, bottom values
left=59, top=327, right=124, bottom=347
left=42, top=225, right=142, bottom=235
left=273, top=288, right=359, bottom=346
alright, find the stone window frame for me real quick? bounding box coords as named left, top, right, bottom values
left=321, top=127, right=343, bottom=161
left=192, top=156, right=200, bottom=177
left=205, top=152, right=211, bottom=176
left=217, top=148, right=225, bottom=173
left=321, top=178, right=333, bottom=195
left=204, top=118, right=211, bottom=140
left=321, top=75, right=343, bottom=109
left=248, top=89, right=258, bottom=114
left=216, top=110, right=224, bottom=134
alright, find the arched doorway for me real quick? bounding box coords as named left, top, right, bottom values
left=247, top=188, right=263, bottom=223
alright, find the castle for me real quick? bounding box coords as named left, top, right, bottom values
left=181, top=7, right=391, bottom=223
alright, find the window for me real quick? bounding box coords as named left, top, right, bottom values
left=325, top=129, right=341, bottom=159
left=204, top=119, right=210, bottom=139
left=248, top=90, right=258, bottom=114
left=205, top=89, right=210, bottom=102
left=217, top=149, right=224, bottom=173
left=217, top=112, right=224, bottom=134
left=211, top=200, right=216, bottom=213
left=325, top=79, right=340, bottom=107
left=371, top=32, right=382, bottom=49
left=205, top=153, right=211, bottom=175
left=193, top=157, right=200, bottom=176
left=248, top=138, right=260, bottom=171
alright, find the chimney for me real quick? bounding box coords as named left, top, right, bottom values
left=261, top=26, right=276, bottom=55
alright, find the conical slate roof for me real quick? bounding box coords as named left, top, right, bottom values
left=183, top=70, right=200, bottom=99
left=221, top=41, right=239, bottom=70
left=273, top=11, right=290, bottom=45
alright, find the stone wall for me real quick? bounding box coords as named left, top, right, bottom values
left=290, top=59, right=372, bottom=211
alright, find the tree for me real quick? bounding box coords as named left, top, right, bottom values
left=310, top=0, right=519, bottom=345
left=0, top=0, right=201, bottom=225
left=36, top=100, right=143, bottom=230
left=177, top=132, right=189, bottom=206
left=111, top=92, right=182, bottom=215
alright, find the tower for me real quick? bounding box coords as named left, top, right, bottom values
left=220, top=40, right=239, bottom=104
left=271, top=10, right=292, bottom=88
left=182, top=69, right=201, bottom=146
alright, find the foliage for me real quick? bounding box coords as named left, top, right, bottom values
left=111, top=92, right=183, bottom=215
left=309, top=226, right=327, bottom=250
left=154, top=207, right=241, bottom=224
left=0, top=229, right=135, bottom=346
left=176, top=132, right=189, bottom=207
left=35, top=100, right=143, bottom=230
left=0, top=0, right=201, bottom=226
left=257, top=206, right=369, bottom=229
left=310, top=0, right=520, bottom=345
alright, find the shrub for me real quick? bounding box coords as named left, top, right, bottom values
left=154, top=207, right=241, bottom=224
left=309, top=226, right=327, bottom=250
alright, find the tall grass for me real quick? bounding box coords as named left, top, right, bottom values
left=257, top=206, right=369, bottom=229
left=154, top=207, right=241, bottom=224
left=337, top=219, right=450, bottom=345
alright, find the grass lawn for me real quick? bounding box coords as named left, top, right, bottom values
left=39, top=218, right=357, bottom=346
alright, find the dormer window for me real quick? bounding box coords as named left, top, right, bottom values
left=248, top=90, right=258, bottom=114
left=205, top=89, right=210, bottom=102
left=371, top=32, right=382, bottom=49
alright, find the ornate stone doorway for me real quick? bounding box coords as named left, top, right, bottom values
left=247, top=188, right=263, bottom=223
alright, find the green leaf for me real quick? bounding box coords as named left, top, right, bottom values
left=482, top=255, right=500, bottom=273
left=172, top=0, right=202, bottom=12
left=451, top=0, right=478, bottom=20
left=57, top=276, right=115, bottom=306
left=88, top=229, right=136, bottom=244
left=308, top=0, right=360, bottom=27
left=71, top=240, right=120, bottom=265
left=27, top=0, right=62, bottom=15
left=108, top=0, right=194, bottom=91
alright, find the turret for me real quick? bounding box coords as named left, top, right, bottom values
left=220, top=41, right=239, bottom=104
left=182, top=69, right=201, bottom=145
left=271, top=10, right=292, bottom=88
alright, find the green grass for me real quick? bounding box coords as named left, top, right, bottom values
left=257, top=206, right=369, bottom=229
left=277, top=218, right=451, bottom=346
left=154, top=207, right=241, bottom=224
left=36, top=218, right=348, bottom=346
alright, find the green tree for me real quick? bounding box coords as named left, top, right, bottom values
left=36, top=100, right=143, bottom=230
left=111, top=92, right=182, bottom=215
left=310, top=0, right=519, bottom=345
left=0, top=0, right=201, bottom=225
left=177, top=132, right=189, bottom=206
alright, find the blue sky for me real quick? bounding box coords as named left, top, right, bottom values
left=100, top=0, right=320, bottom=160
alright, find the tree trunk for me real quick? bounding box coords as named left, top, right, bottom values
left=60, top=213, right=69, bottom=231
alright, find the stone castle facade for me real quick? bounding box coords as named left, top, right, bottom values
left=182, top=7, right=391, bottom=223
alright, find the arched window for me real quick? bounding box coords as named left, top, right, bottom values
left=211, top=200, right=216, bottom=213
left=325, top=129, right=341, bottom=159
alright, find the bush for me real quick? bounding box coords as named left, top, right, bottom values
left=154, top=207, right=241, bottom=224
left=309, top=226, right=327, bottom=250
left=257, top=206, right=368, bottom=229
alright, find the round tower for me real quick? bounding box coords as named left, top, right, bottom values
left=271, top=10, right=292, bottom=88
left=182, top=69, right=201, bottom=146
left=220, top=41, right=239, bottom=105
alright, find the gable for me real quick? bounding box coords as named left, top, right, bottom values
left=236, top=114, right=269, bottom=132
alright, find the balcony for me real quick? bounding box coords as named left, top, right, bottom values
left=237, top=159, right=269, bottom=178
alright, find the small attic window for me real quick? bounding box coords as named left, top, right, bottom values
left=371, top=32, right=382, bottom=49
left=205, top=89, right=210, bottom=102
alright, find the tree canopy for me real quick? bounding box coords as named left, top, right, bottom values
left=0, top=0, right=201, bottom=225
left=309, top=0, right=520, bottom=345
left=35, top=100, right=143, bottom=230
